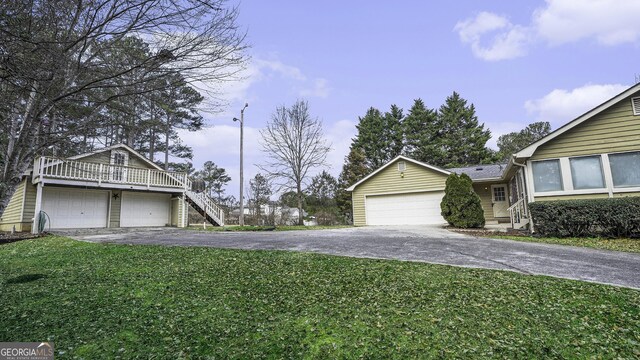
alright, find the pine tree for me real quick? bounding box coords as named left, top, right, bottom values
left=353, top=107, right=387, bottom=169
left=336, top=146, right=369, bottom=222
left=437, top=92, right=493, bottom=167
left=403, top=99, right=442, bottom=163
left=193, top=161, right=231, bottom=203
left=353, top=105, right=404, bottom=170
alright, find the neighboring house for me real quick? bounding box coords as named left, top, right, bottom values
left=0, top=144, right=224, bottom=233
left=230, top=204, right=309, bottom=226
left=347, top=83, right=640, bottom=229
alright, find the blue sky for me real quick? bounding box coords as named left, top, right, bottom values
left=179, top=0, right=640, bottom=198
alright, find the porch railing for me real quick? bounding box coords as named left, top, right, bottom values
left=507, top=198, right=529, bottom=229
left=32, top=156, right=225, bottom=226
left=33, top=156, right=187, bottom=189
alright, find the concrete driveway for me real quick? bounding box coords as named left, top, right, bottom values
left=54, top=226, right=640, bottom=290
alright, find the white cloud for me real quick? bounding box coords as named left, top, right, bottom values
left=454, top=12, right=530, bottom=61
left=457, top=0, right=640, bottom=60
left=524, top=83, right=629, bottom=126
left=534, top=0, right=640, bottom=45
left=254, top=59, right=307, bottom=81
left=300, top=78, right=331, bottom=98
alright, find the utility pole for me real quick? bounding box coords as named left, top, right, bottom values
left=234, top=103, right=248, bottom=226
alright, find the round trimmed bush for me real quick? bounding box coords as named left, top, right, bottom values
left=440, top=173, right=485, bottom=228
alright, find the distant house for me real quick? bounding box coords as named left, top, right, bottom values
left=230, top=204, right=309, bottom=226
left=347, top=83, right=640, bottom=230
left=0, top=144, right=224, bottom=233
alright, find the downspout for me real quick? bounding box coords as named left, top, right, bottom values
left=511, top=156, right=534, bottom=233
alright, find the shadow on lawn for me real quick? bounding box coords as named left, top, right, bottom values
left=5, top=274, right=47, bottom=284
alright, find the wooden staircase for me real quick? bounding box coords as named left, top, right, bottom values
left=184, top=189, right=225, bottom=226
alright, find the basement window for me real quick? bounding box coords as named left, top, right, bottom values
left=397, top=161, right=406, bottom=172
left=632, top=97, right=640, bottom=116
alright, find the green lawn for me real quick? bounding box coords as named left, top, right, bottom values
left=490, top=235, right=640, bottom=253
left=1, top=237, right=639, bottom=359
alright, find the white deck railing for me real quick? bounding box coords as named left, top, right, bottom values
left=33, top=156, right=225, bottom=226
left=33, top=156, right=187, bottom=189
left=507, top=198, right=529, bottom=229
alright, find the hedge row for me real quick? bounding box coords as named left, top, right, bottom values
left=529, top=197, right=640, bottom=238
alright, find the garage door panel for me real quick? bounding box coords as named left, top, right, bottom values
left=120, top=192, right=170, bottom=227
left=366, top=192, right=445, bottom=225
left=42, top=188, right=109, bottom=229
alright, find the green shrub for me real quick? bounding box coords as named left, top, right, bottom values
left=529, top=197, right=640, bottom=238
left=440, top=173, right=485, bottom=228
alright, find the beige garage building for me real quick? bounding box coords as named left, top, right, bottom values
left=346, top=156, right=451, bottom=226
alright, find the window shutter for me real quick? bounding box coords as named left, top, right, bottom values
left=632, top=97, right=640, bottom=115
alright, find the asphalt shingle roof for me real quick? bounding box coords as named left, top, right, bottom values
left=447, top=164, right=506, bottom=180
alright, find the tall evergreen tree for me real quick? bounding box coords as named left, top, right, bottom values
left=403, top=99, right=442, bottom=163
left=336, top=146, right=369, bottom=222
left=353, top=105, right=404, bottom=170
left=437, top=92, right=493, bottom=167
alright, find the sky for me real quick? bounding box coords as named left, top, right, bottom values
left=178, top=0, right=640, bottom=199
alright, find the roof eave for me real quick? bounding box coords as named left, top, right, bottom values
left=515, top=83, right=640, bottom=159
left=345, top=155, right=451, bottom=191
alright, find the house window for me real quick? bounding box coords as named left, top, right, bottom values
left=609, top=151, right=640, bottom=187
left=569, top=156, right=605, bottom=189
left=110, top=150, right=128, bottom=182
left=397, top=161, right=406, bottom=172
left=532, top=159, right=563, bottom=192
left=493, top=186, right=506, bottom=202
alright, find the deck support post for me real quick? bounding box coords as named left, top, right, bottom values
left=32, top=182, right=44, bottom=234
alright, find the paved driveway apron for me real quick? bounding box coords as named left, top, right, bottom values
left=55, top=226, right=640, bottom=290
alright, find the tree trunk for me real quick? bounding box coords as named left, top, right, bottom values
left=149, top=128, right=155, bottom=162
left=165, top=113, right=171, bottom=170
left=297, top=183, right=304, bottom=226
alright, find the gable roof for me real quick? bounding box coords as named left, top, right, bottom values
left=346, top=155, right=451, bottom=191
left=515, top=83, right=640, bottom=159
left=448, top=163, right=507, bottom=181
left=69, top=143, right=164, bottom=171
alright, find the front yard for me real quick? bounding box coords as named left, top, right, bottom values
left=1, top=237, right=639, bottom=358
left=490, top=234, right=640, bottom=254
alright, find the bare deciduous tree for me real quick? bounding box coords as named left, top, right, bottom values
left=0, top=0, right=248, bottom=217
left=259, top=100, right=331, bottom=225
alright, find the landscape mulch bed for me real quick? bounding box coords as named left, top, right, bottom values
left=450, top=228, right=530, bottom=238
left=0, top=232, right=44, bottom=245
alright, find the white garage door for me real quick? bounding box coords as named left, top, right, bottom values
left=120, top=192, right=170, bottom=227
left=366, top=191, right=446, bottom=225
left=42, top=188, right=109, bottom=229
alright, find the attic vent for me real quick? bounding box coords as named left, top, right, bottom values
left=632, top=97, right=640, bottom=115
left=398, top=161, right=406, bottom=172
left=476, top=167, right=483, bottom=171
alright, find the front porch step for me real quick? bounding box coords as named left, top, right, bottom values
left=511, top=218, right=530, bottom=230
